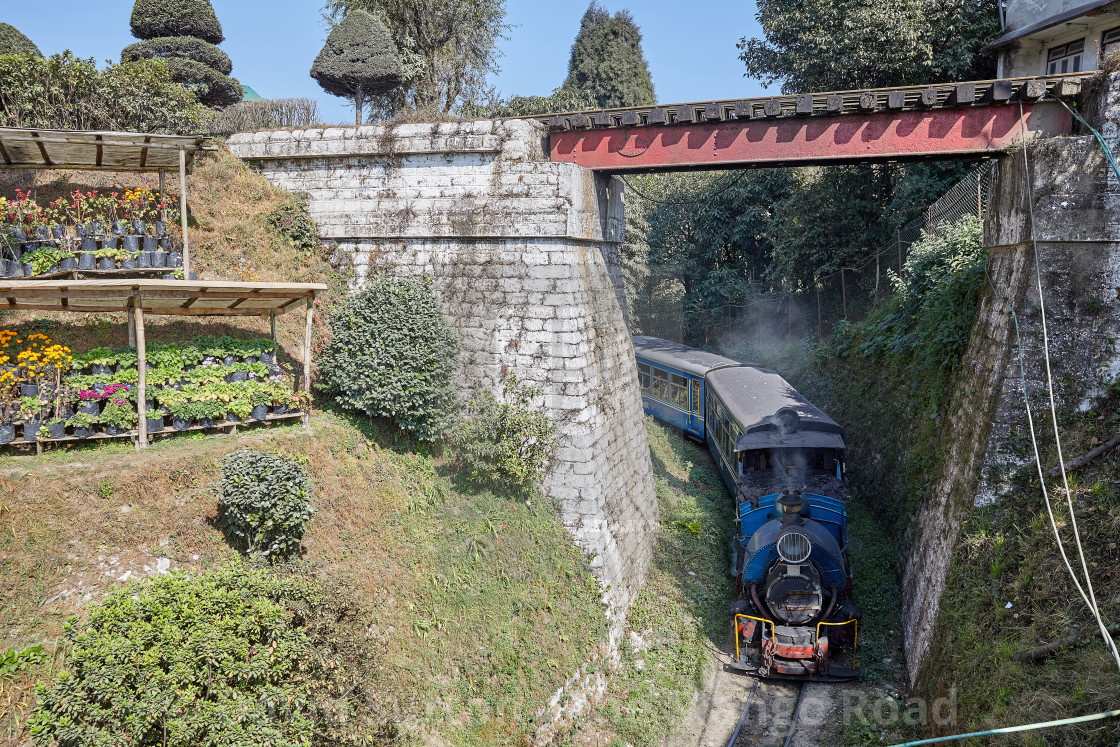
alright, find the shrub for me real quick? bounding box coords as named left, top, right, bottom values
left=165, top=57, right=242, bottom=107
left=30, top=566, right=321, bottom=746
left=0, top=52, right=213, bottom=133
left=266, top=197, right=320, bottom=254
left=213, top=97, right=321, bottom=135
left=218, top=450, right=314, bottom=559
left=310, top=9, right=403, bottom=124
left=450, top=374, right=558, bottom=489
left=0, top=23, right=40, bottom=57
left=121, top=35, right=232, bottom=74
left=320, top=276, right=460, bottom=440
left=130, top=0, right=225, bottom=45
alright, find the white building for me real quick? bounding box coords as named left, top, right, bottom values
left=992, top=0, right=1120, bottom=78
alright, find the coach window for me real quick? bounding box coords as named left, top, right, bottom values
left=1047, top=39, right=1085, bottom=75
left=669, top=373, right=689, bottom=410
left=652, top=367, right=669, bottom=401
left=637, top=362, right=651, bottom=393
left=690, top=379, right=700, bottom=415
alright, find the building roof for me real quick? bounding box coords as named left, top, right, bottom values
left=241, top=85, right=263, bottom=101
left=0, top=279, right=327, bottom=317
left=0, top=128, right=215, bottom=172
left=632, top=335, right=746, bottom=377
left=989, top=0, right=1118, bottom=49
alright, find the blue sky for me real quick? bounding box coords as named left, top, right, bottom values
left=4, top=1, right=769, bottom=125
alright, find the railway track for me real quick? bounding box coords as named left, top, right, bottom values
left=726, top=679, right=809, bottom=747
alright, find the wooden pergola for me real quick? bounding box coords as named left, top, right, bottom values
left=0, top=127, right=216, bottom=276
left=0, top=279, right=328, bottom=450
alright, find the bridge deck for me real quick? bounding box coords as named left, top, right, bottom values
left=536, top=75, right=1087, bottom=172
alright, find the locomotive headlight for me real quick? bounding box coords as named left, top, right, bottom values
left=776, top=529, right=812, bottom=564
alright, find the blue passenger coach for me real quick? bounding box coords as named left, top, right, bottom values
left=632, top=336, right=743, bottom=441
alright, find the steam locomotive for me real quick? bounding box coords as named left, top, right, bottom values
left=633, top=336, right=860, bottom=681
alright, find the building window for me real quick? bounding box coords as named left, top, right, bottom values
left=1047, top=39, right=1085, bottom=75
left=1104, top=27, right=1120, bottom=60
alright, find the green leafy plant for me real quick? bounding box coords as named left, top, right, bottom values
left=266, top=198, right=320, bottom=256
left=66, top=411, right=99, bottom=429
left=23, top=245, right=72, bottom=275
left=218, top=449, right=314, bottom=559
left=28, top=565, right=317, bottom=746
left=99, top=400, right=138, bottom=430
left=449, top=374, right=558, bottom=489
left=320, top=275, right=461, bottom=441
left=0, top=644, right=46, bottom=679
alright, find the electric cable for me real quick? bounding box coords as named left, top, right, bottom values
left=1017, top=99, right=1120, bottom=669
left=621, top=170, right=749, bottom=206
left=886, top=707, right=1120, bottom=746
left=1056, top=98, right=1120, bottom=183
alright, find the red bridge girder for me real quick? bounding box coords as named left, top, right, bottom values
left=549, top=103, right=1073, bottom=172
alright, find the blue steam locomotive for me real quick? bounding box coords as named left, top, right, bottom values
left=633, top=336, right=860, bottom=680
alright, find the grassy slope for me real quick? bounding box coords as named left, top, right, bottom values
left=0, top=151, right=607, bottom=745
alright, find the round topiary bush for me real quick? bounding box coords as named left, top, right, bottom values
left=165, top=57, right=242, bottom=107
left=122, top=35, right=232, bottom=74
left=218, top=449, right=314, bottom=560
left=130, top=0, right=224, bottom=44
left=319, top=275, right=461, bottom=441
left=0, top=23, right=41, bottom=57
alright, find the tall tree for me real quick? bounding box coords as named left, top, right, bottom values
left=311, top=9, right=404, bottom=124
left=0, top=23, right=41, bottom=57
left=124, top=0, right=241, bottom=107
left=324, top=0, right=509, bottom=117
left=561, top=3, right=655, bottom=109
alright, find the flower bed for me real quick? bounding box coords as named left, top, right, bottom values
left=0, top=188, right=185, bottom=279
left=0, top=332, right=306, bottom=445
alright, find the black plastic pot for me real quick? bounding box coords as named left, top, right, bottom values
left=45, top=264, right=60, bottom=275
left=146, top=417, right=164, bottom=433
left=143, top=236, right=157, bottom=253
left=91, top=364, right=110, bottom=376
left=56, top=405, right=73, bottom=420
left=105, top=424, right=122, bottom=436
left=112, top=221, right=127, bottom=237
left=92, top=382, right=106, bottom=393
left=0, top=259, right=11, bottom=278
left=152, top=251, right=168, bottom=268
left=168, top=252, right=182, bottom=268
left=272, top=403, right=289, bottom=415
left=159, top=236, right=170, bottom=251
left=34, top=226, right=49, bottom=240
left=103, top=237, right=118, bottom=250
left=199, top=417, right=214, bottom=428
left=60, top=256, right=77, bottom=272
left=79, top=400, right=100, bottom=416
left=244, top=355, right=259, bottom=364
left=155, top=221, right=166, bottom=236
left=10, top=227, right=26, bottom=242
left=46, top=421, right=65, bottom=439
left=122, top=235, right=139, bottom=253
left=51, top=225, right=66, bottom=240
left=98, top=257, right=115, bottom=271
left=222, top=354, right=236, bottom=366
left=22, top=262, right=32, bottom=276
left=76, top=224, right=88, bottom=239
left=226, top=412, right=241, bottom=423
left=90, top=221, right=104, bottom=236
left=172, top=416, right=191, bottom=431
left=260, top=351, right=276, bottom=364
left=138, top=252, right=152, bottom=268
left=132, top=220, right=146, bottom=235
left=81, top=236, right=96, bottom=254
left=72, top=425, right=92, bottom=439
left=23, top=420, right=40, bottom=442
left=230, top=371, right=248, bottom=382
left=79, top=252, right=96, bottom=270
left=120, top=256, right=137, bottom=270
left=251, top=405, right=268, bottom=421
left=0, top=424, right=14, bottom=444
left=20, top=383, right=38, bottom=397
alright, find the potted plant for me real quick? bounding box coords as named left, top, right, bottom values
left=94, top=245, right=118, bottom=271
left=21, top=394, right=43, bottom=442
left=166, top=394, right=194, bottom=431
left=248, top=382, right=271, bottom=420
left=145, top=408, right=164, bottom=433
left=85, top=348, right=115, bottom=375
left=40, top=417, right=65, bottom=440
left=196, top=397, right=224, bottom=428
left=0, top=367, right=20, bottom=444
left=114, top=347, right=138, bottom=373
left=260, top=340, right=278, bottom=365
left=76, top=388, right=101, bottom=416
left=66, top=411, right=99, bottom=439
left=100, top=398, right=137, bottom=436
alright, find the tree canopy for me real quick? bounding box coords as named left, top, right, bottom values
left=127, top=0, right=240, bottom=107
left=311, top=8, right=403, bottom=124
left=561, top=2, right=655, bottom=109
left=324, top=0, right=509, bottom=117
left=0, top=23, right=41, bottom=57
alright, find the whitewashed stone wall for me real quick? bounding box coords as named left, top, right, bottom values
left=228, top=120, right=657, bottom=632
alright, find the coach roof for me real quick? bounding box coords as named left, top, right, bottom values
left=632, top=335, right=746, bottom=377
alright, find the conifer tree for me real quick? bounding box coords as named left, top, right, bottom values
left=561, top=2, right=655, bottom=109
left=0, top=24, right=41, bottom=57
left=311, top=9, right=404, bottom=125
left=123, top=0, right=241, bottom=108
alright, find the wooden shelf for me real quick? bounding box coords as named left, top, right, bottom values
left=4, top=268, right=177, bottom=281
left=2, top=411, right=305, bottom=449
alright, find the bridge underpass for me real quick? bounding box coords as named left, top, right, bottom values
left=535, top=74, right=1087, bottom=172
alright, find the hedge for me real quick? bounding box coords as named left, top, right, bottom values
left=130, top=0, right=224, bottom=44
left=121, top=35, right=232, bottom=75
left=165, top=57, right=241, bottom=107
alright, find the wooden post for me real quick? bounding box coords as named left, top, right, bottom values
left=270, top=311, right=277, bottom=343
left=159, top=168, right=167, bottom=224
left=128, top=311, right=136, bottom=347
left=135, top=301, right=147, bottom=450
left=179, top=147, right=189, bottom=278
left=303, top=298, right=313, bottom=428
left=841, top=268, right=848, bottom=320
